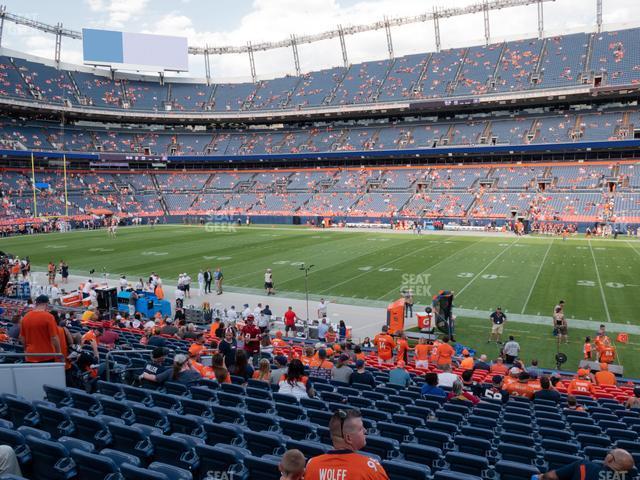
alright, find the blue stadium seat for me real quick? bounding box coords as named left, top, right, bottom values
left=243, top=455, right=281, bottom=480
left=361, top=408, right=391, bottom=423
left=497, top=442, right=540, bottom=466
left=34, top=405, right=74, bottom=439
left=316, top=426, right=332, bottom=446
left=300, top=397, right=327, bottom=411
left=494, top=460, right=540, bottom=480
left=455, top=435, right=494, bottom=458
left=307, top=408, right=333, bottom=427
left=278, top=419, right=318, bottom=441
left=538, top=426, right=573, bottom=442
left=393, top=413, right=425, bottom=429
left=274, top=402, right=306, bottom=421
left=97, top=381, right=126, bottom=401
left=122, top=385, right=154, bottom=406
left=319, top=391, right=344, bottom=403
left=382, top=459, right=430, bottom=480
left=220, top=383, right=245, bottom=395
left=17, top=426, right=50, bottom=441
left=188, top=387, right=217, bottom=403
left=149, top=433, right=199, bottom=472
left=576, top=433, right=611, bottom=449
left=69, top=449, right=119, bottom=480
left=68, top=390, right=103, bottom=416
left=443, top=451, right=491, bottom=477
left=216, top=391, right=245, bottom=409
left=3, top=395, right=40, bottom=428
left=166, top=413, right=206, bottom=439
left=500, top=421, right=533, bottom=435
left=69, top=412, right=112, bottom=449
left=43, top=385, right=73, bottom=408
left=400, top=443, right=443, bottom=468
left=434, top=471, right=483, bottom=480
left=542, top=438, right=580, bottom=455
left=461, top=425, right=494, bottom=441
left=414, top=428, right=452, bottom=450
left=361, top=434, right=399, bottom=459
left=163, top=382, right=190, bottom=397
left=243, top=431, right=286, bottom=457
left=377, top=400, right=402, bottom=414
left=150, top=392, right=183, bottom=413
left=244, top=412, right=280, bottom=433
left=202, top=422, right=245, bottom=447
left=347, top=396, right=374, bottom=409
left=499, top=432, right=536, bottom=448
left=109, top=423, right=154, bottom=463
left=180, top=398, right=213, bottom=419
left=194, top=444, right=247, bottom=480
left=131, top=405, right=170, bottom=433
left=119, top=462, right=180, bottom=480
left=247, top=379, right=271, bottom=391
left=377, top=422, right=414, bottom=443
left=615, top=440, right=640, bottom=454
left=245, top=397, right=275, bottom=414
left=606, top=428, right=638, bottom=442
left=100, top=448, right=141, bottom=468
left=544, top=451, right=583, bottom=470
left=0, top=427, right=31, bottom=467
left=25, top=436, right=76, bottom=480
left=285, top=439, right=330, bottom=457
left=245, top=386, right=272, bottom=401
left=584, top=446, right=610, bottom=461
left=212, top=405, right=245, bottom=425
left=425, top=420, right=458, bottom=436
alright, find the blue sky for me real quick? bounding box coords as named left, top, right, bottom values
left=3, top=0, right=640, bottom=81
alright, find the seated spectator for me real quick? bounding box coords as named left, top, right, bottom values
left=349, top=359, right=376, bottom=388
left=534, top=375, right=561, bottom=403
left=211, top=353, right=231, bottom=384
left=480, top=375, right=510, bottom=403
left=147, top=327, right=167, bottom=347
left=309, top=348, right=334, bottom=381
left=81, top=306, right=98, bottom=323
left=260, top=335, right=274, bottom=356
left=388, top=360, right=412, bottom=387
left=142, top=353, right=201, bottom=387
left=140, top=347, right=170, bottom=388
left=461, top=369, right=481, bottom=396
left=230, top=349, right=254, bottom=382
left=252, top=358, right=271, bottom=383
left=595, top=362, right=616, bottom=386
left=459, top=349, right=474, bottom=370
left=270, top=355, right=289, bottom=385
left=0, top=445, right=22, bottom=477
left=533, top=448, right=634, bottom=480
left=81, top=326, right=101, bottom=359
left=278, top=359, right=312, bottom=400
left=361, top=337, right=373, bottom=348
left=160, top=317, right=178, bottom=336
left=625, top=387, right=640, bottom=410
left=527, top=359, right=541, bottom=379
left=437, top=363, right=459, bottom=388
left=279, top=449, right=306, bottom=480
left=272, top=330, right=287, bottom=348
left=566, top=394, right=586, bottom=412
left=474, top=354, right=491, bottom=371
left=353, top=345, right=365, bottom=362
left=490, top=357, right=508, bottom=375
left=332, top=354, right=353, bottom=384
left=447, top=380, right=480, bottom=405
left=421, top=372, right=447, bottom=398
left=505, top=371, right=536, bottom=400
left=568, top=369, right=596, bottom=396
left=99, top=321, right=119, bottom=349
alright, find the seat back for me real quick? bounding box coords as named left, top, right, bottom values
left=382, top=460, right=430, bottom=480
left=149, top=433, right=199, bottom=471
left=243, top=431, right=285, bottom=457
left=70, top=449, right=119, bottom=480
left=26, top=436, right=76, bottom=480
left=35, top=405, right=73, bottom=439
left=244, top=455, right=281, bottom=480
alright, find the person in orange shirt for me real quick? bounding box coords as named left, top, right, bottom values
left=502, top=367, right=521, bottom=389
left=435, top=336, right=455, bottom=368
left=428, top=339, right=441, bottom=363
left=272, top=330, right=288, bottom=348
left=353, top=345, right=366, bottom=362
left=505, top=372, right=536, bottom=399
left=81, top=326, right=101, bottom=359
left=373, top=325, right=395, bottom=365
left=599, top=344, right=617, bottom=364
left=490, top=357, right=508, bottom=376
left=209, top=319, right=221, bottom=338
left=568, top=369, right=597, bottom=396
left=414, top=337, right=430, bottom=369
left=582, top=336, right=593, bottom=360
left=459, top=349, right=474, bottom=370
left=396, top=331, right=410, bottom=363
left=595, top=362, right=617, bottom=386
left=0, top=327, right=9, bottom=343
left=304, top=409, right=389, bottom=480
left=301, top=346, right=315, bottom=367
left=188, top=334, right=207, bottom=359
left=325, top=326, right=337, bottom=344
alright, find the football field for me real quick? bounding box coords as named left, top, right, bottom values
left=2, top=224, right=639, bottom=375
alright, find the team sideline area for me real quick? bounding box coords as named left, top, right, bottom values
left=3, top=0, right=640, bottom=479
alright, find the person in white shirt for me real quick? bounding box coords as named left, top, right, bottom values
left=183, top=274, right=191, bottom=299
left=119, top=275, right=128, bottom=292
left=49, top=284, right=61, bottom=305
left=226, top=306, right=238, bottom=322
left=317, top=299, right=329, bottom=319
left=82, top=279, right=93, bottom=296
left=144, top=319, right=155, bottom=330
left=317, top=316, right=329, bottom=342
left=175, top=287, right=185, bottom=308
left=241, top=304, right=251, bottom=319
left=197, top=270, right=205, bottom=297
left=88, top=288, right=98, bottom=308
left=437, top=364, right=460, bottom=388
left=264, top=268, right=274, bottom=295
left=253, top=302, right=263, bottom=322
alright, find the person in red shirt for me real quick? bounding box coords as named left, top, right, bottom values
left=283, top=307, right=298, bottom=337
left=373, top=325, right=395, bottom=365
left=19, top=295, right=61, bottom=362
left=305, top=409, right=389, bottom=480
left=241, top=315, right=261, bottom=359
left=99, top=321, right=119, bottom=349
left=435, top=336, right=455, bottom=368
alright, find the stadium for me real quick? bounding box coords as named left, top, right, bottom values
left=0, top=0, right=640, bottom=478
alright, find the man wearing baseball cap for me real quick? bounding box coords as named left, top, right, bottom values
left=349, top=359, right=376, bottom=388
left=568, top=368, right=596, bottom=396
left=333, top=354, right=353, bottom=384
left=140, top=347, right=170, bottom=388
left=241, top=315, right=261, bottom=359
left=19, top=295, right=61, bottom=363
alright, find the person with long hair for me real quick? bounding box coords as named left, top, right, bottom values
left=278, top=359, right=312, bottom=400
left=211, top=353, right=231, bottom=384
left=231, top=349, right=254, bottom=382
left=252, top=358, right=271, bottom=383
left=170, top=354, right=201, bottom=386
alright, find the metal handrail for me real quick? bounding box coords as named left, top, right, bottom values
left=0, top=352, right=65, bottom=360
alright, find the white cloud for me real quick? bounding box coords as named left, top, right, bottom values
left=85, top=0, right=149, bottom=28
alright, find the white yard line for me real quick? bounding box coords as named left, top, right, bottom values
left=521, top=239, right=554, bottom=314
left=315, top=238, right=448, bottom=295
left=626, top=240, right=640, bottom=259
left=588, top=239, right=612, bottom=323
left=456, top=237, right=520, bottom=298
left=374, top=236, right=486, bottom=301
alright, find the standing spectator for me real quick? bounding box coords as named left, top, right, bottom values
left=197, top=270, right=205, bottom=297
left=403, top=289, right=414, bottom=318
left=47, top=261, right=56, bottom=285
left=437, top=364, right=459, bottom=388
left=435, top=336, right=455, bottom=368
left=241, top=315, right=262, bottom=360
left=554, top=306, right=568, bottom=345
left=317, top=316, right=329, bottom=342
left=284, top=306, right=298, bottom=337
left=128, top=290, right=138, bottom=317
left=502, top=336, right=520, bottom=364
left=20, top=295, right=61, bottom=363
left=119, top=275, right=128, bottom=292
left=264, top=268, right=275, bottom=296
left=349, top=359, right=376, bottom=388
left=421, top=372, right=447, bottom=398
left=568, top=369, right=596, bottom=396
left=259, top=304, right=272, bottom=333
left=241, top=304, right=252, bottom=320
left=218, top=328, right=238, bottom=369
left=175, top=286, right=185, bottom=309
left=396, top=331, right=409, bottom=363
left=59, top=260, right=69, bottom=285
left=332, top=354, right=353, bottom=384
left=304, top=409, right=389, bottom=480
left=204, top=268, right=212, bottom=294
left=338, top=320, right=347, bottom=342
left=373, top=325, right=395, bottom=365
left=533, top=448, right=634, bottom=480
left=414, top=337, right=430, bottom=369
left=527, top=359, right=541, bottom=379
left=214, top=267, right=223, bottom=295
left=388, top=360, right=412, bottom=387
left=317, top=298, right=329, bottom=319
left=488, top=306, right=507, bottom=344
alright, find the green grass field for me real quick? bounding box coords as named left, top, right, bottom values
left=2, top=224, right=640, bottom=375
